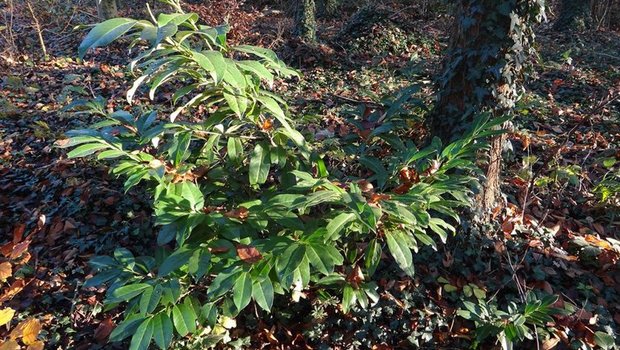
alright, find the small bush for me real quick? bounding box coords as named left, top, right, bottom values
left=58, top=1, right=501, bottom=348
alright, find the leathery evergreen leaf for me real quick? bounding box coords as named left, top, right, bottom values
left=129, top=317, right=154, bottom=350
left=152, top=312, right=173, bottom=349
left=252, top=278, right=274, bottom=311
left=249, top=143, right=270, bottom=186
left=79, top=18, right=138, bottom=58
left=385, top=231, right=414, bottom=277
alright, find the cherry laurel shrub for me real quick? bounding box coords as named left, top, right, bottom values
left=60, top=1, right=503, bottom=348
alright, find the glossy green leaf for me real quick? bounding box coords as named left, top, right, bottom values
left=252, top=278, right=274, bottom=312
left=172, top=302, right=196, bottom=336
left=67, top=143, right=108, bottom=158
left=139, top=284, right=162, bottom=315
left=385, top=231, right=414, bottom=277
left=129, top=317, right=153, bottom=350
left=110, top=315, right=146, bottom=342
left=233, top=272, right=253, bottom=310
left=326, top=212, right=355, bottom=240
left=109, top=283, right=152, bottom=303
left=152, top=312, right=173, bottom=350
left=79, top=18, right=138, bottom=58
left=249, top=143, right=270, bottom=186
left=158, top=246, right=193, bottom=277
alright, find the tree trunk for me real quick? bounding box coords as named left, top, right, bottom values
left=293, top=0, right=317, bottom=42
left=555, top=0, right=592, bottom=31
left=429, top=0, right=543, bottom=219
left=97, top=0, right=118, bottom=20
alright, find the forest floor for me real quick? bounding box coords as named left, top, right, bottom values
left=1, top=1, right=620, bottom=349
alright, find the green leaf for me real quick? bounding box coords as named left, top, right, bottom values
left=187, top=249, right=211, bottom=280
left=192, top=51, right=227, bottom=83
left=603, top=158, right=617, bottom=168
left=252, top=278, right=274, bottom=312
left=237, top=60, right=274, bottom=85
left=67, top=143, right=108, bottom=158
left=157, top=13, right=198, bottom=26
left=207, top=267, right=241, bottom=299
left=97, top=149, right=126, bottom=160
left=109, top=283, right=152, bottom=303
left=305, top=245, right=332, bottom=275
left=152, top=312, right=173, bottom=350
left=326, top=212, right=355, bottom=240
left=224, top=92, right=242, bottom=117
left=129, top=317, right=153, bottom=350
left=140, top=285, right=163, bottom=315
left=172, top=302, right=197, bottom=336
left=227, top=137, right=243, bottom=162
left=223, top=59, right=247, bottom=89
left=233, top=272, right=253, bottom=310
left=78, top=18, right=138, bottom=59
left=594, top=331, right=615, bottom=349
left=276, top=244, right=306, bottom=280
left=249, top=143, right=270, bottom=186
left=364, top=239, right=382, bottom=276
left=234, top=45, right=278, bottom=62
left=385, top=231, right=414, bottom=277
left=158, top=246, right=194, bottom=277
left=342, top=284, right=356, bottom=313
left=169, top=132, right=191, bottom=166
left=110, top=315, right=146, bottom=342
left=257, top=95, right=288, bottom=127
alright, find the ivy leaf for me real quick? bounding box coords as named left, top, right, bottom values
left=594, top=331, right=615, bottom=350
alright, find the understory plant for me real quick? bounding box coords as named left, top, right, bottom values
left=58, top=1, right=504, bottom=348
left=457, top=294, right=563, bottom=350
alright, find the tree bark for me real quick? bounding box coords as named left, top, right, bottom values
left=97, top=0, right=118, bottom=20
left=293, top=0, right=317, bottom=42
left=555, top=0, right=592, bottom=31
left=429, top=0, right=542, bottom=219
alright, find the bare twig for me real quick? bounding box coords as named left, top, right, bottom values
left=25, top=0, right=47, bottom=58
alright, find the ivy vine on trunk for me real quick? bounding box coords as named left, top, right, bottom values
left=429, top=0, right=545, bottom=218
left=293, top=0, right=317, bottom=42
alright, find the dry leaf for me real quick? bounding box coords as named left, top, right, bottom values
left=10, top=240, right=30, bottom=260
left=0, top=308, right=15, bottom=327
left=0, top=340, right=20, bottom=350
left=20, top=318, right=42, bottom=345
left=0, top=262, right=11, bottom=282
left=94, top=317, right=115, bottom=343
left=236, top=245, right=262, bottom=264
left=584, top=234, right=613, bottom=250
left=12, top=224, right=25, bottom=244
left=0, top=280, right=26, bottom=303
left=27, top=341, right=45, bottom=350
left=224, top=207, right=249, bottom=221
